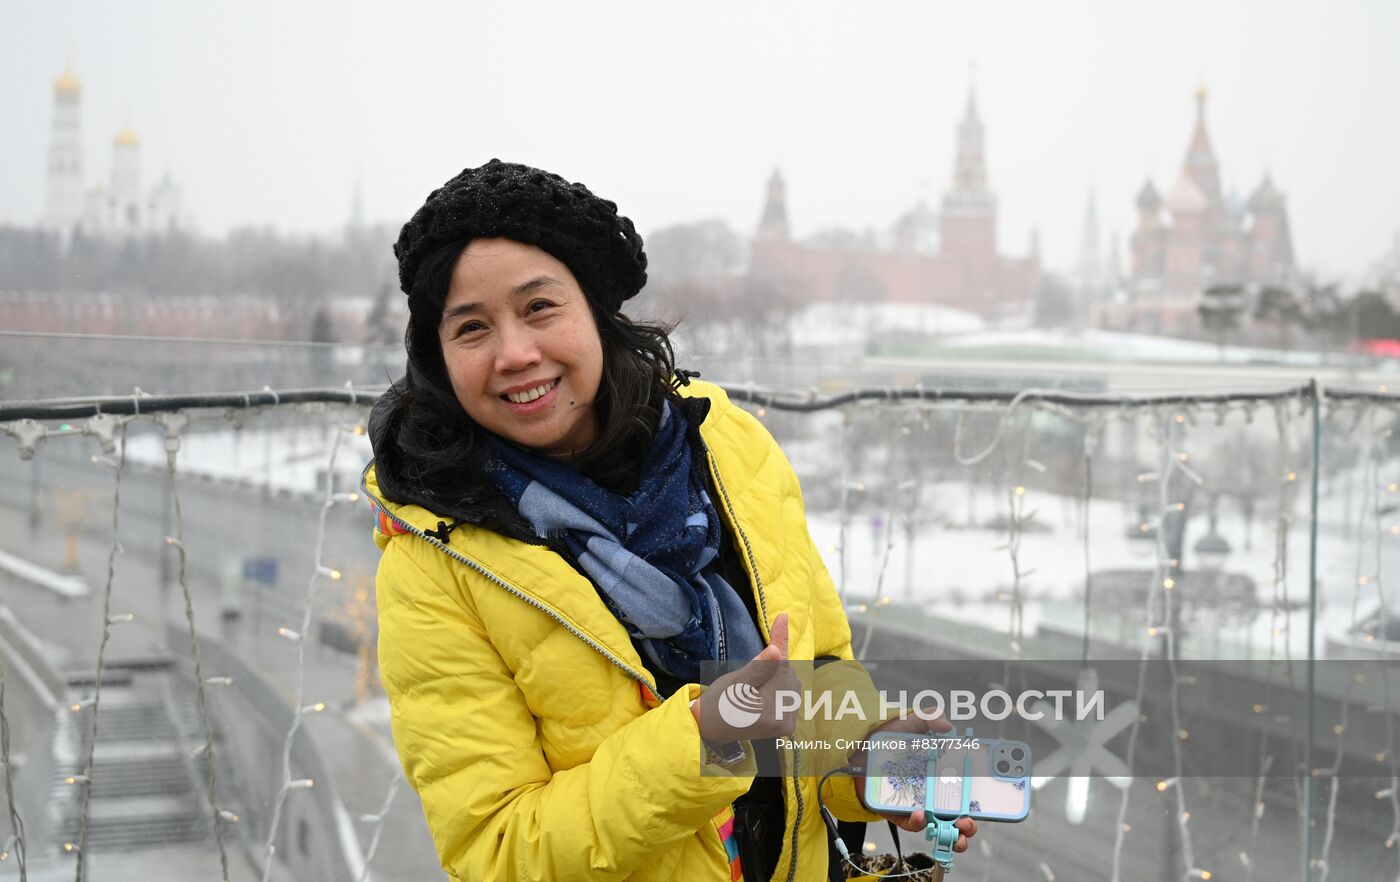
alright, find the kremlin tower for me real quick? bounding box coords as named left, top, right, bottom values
left=939, top=84, right=997, bottom=263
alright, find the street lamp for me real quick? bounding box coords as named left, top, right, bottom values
left=1193, top=521, right=1232, bottom=574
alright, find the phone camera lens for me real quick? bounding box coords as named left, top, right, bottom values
left=996, top=760, right=1011, bottom=774
left=1011, top=748, right=1025, bottom=761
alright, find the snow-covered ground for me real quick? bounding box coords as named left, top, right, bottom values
left=930, top=327, right=1334, bottom=365
left=785, top=302, right=987, bottom=347
left=803, top=476, right=1398, bottom=661
left=121, top=418, right=374, bottom=495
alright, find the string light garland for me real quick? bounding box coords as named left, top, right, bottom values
left=260, top=424, right=355, bottom=882
left=0, top=396, right=389, bottom=880
left=0, top=659, right=26, bottom=880
left=1, top=382, right=1337, bottom=425
left=1272, top=397, right=1312, bottom=877
left=856, top=409, right=915, bottom=658
left=1156, top=409, right=1198, bottom=881
left=354, top=774, right=404, bottom=882
left=71, top=418, right=130, bottom=882
left=1109, top=406, right=1202, bottom=882
left=836, top=409, right=853, bottom=602
left=1081, top=416, right=1103, bottom=665
left=161, top=409, right=233, bottom=880
left=1360, top=403, right=1400, bottom=873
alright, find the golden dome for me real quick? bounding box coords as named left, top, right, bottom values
left=113, top=127, right=140, bottom=147
left=53, top=64, right=81, bottom=94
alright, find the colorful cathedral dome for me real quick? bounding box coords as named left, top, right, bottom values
left=1246, top=174, right=1285, bottom=213
left=113, top=127, right=140, bottom=147
left=1136, top=181, right=1162, bottom=211
left=1166, top=174, right=1208, bottom=215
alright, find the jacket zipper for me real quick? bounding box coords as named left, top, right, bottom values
left=361, top=467, right=660, bottom=698
left=697, top=437, right=803, bottom=882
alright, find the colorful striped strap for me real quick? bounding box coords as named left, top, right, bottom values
left=372, top=502, right=411, bottom=538
left=713, top=805, right=744, bottom=882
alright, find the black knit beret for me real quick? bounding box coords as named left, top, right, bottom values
left=393, top=159, right=648, bottom=314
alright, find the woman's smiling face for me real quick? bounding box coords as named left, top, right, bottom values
left=438, top=237, right=604, bottom=456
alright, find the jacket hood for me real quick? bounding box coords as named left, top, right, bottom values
left=365, top=375, right=722, bottom=546
left=367, top=377, right=540, bottom=546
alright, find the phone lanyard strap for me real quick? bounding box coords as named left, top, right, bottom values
left=924, top=738, right=974, bottom=873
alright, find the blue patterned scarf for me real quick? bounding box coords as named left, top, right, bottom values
left=482, top=401, right=765, bottom=683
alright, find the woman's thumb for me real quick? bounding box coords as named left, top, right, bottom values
left=741, top=613, right=788, bottom=683
left=768, top=613, right=789, bottom=660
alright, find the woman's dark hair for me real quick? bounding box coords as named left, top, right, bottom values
left=394, top=237, right=681, bottom=496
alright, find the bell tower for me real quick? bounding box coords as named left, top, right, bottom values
left=45, top=58, right=85, bottom=234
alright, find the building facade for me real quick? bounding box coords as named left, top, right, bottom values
left=748, top=86, right=1040, bottom=321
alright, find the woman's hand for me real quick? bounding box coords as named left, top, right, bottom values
left=691, top=613, right=801, bottom=743
left=849, top=712, right=979, bottom=851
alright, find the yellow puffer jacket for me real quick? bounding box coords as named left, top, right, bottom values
left=365, top=381, right=881, bottom=882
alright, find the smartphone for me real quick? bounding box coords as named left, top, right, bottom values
left=862, top=732, right=1031, bottom=822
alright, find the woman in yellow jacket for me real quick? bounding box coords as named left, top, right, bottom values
left=365, top=160, right=974, bottom=881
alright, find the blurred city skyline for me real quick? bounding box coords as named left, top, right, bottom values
left=2, top=0, right=1398, bottom=283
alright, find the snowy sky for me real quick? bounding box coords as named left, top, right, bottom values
left=2, top=0, right=1397, bottom=283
